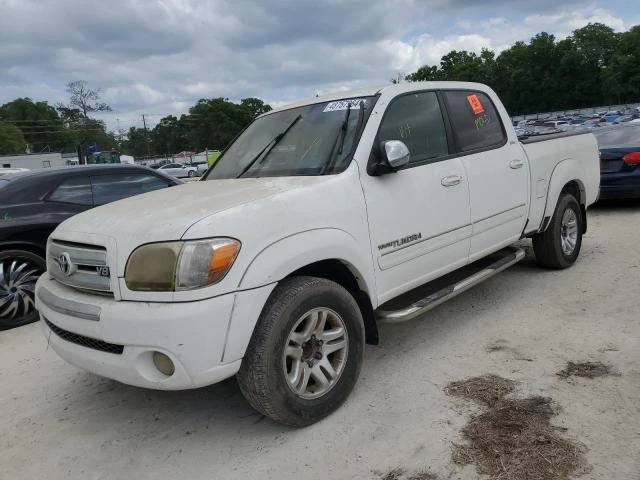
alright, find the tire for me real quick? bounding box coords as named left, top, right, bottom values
left=0, top=249, right=45, bottom=330
left=237, top=276, right=365, bottom=427
left=187, top=170, right=195, bottom=177
left=533, top=193, right=583, bottom=269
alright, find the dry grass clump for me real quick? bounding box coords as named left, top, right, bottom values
left=379, top=467, right=405, bottom=480
left=446, top=376, right=587, bottom=480
left=445, top=374, right=517, bottom=406
left=557, top=361, right=617, bottom=379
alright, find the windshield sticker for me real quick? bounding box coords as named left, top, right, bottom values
left=323, top=99, right=366, bottom=112
left=467, top=94, right=485, bottom=115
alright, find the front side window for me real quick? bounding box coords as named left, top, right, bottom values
left=48, top=177, right=92, bottom=205
left=91, top=174, right=171, bottom=205
left=206, top=96, right=376, bottom=179
left=377, top=91, right=449, bottom=164
left=443, top=90, right=506, bottom=152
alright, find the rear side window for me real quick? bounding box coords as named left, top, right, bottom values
left=48, top=177, right=93, bottom=205
left=443, top=90, right=506, bottom=152
left=378, top=91, right=449, bottom=164
left=91, top=173, right=171, bottom=205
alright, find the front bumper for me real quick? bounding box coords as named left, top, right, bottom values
left=36, top=276, right=273, bottom=390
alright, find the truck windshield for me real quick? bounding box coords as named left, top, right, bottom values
left=206, top=96, right=376, bottom=179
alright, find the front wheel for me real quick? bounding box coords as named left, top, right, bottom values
left=187, top=170, right=195, bottom=177
left=0, top=250, right=45, bottom=330
left=237, top=276, right=365, bottom=427
left=533, top=193, right=583, bottom=269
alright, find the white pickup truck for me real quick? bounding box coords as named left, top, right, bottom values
left=36, top=82, right=599, bottom=426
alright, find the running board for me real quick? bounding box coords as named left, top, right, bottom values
left=376, top=246, right=526, bottom=323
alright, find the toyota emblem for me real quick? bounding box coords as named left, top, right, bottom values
left=56, top=252, right=75, bottom=276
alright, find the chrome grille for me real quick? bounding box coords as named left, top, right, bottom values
left=48, top=240, right=112, bottom=294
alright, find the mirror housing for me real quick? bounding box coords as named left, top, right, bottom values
left=382, top=140, right=410, bottom=169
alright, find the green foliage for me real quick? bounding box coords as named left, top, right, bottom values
left=406, top=23, right=640, bottom=114
left=0, top=122, right=26, bottom=154
left=0, top=97, right=71, bottom=151
left=123, top=97, right=273, bottom=157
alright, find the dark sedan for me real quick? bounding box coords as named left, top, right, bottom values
left=0, top=164, right=181, bottom=329
left=593, top=124, right=640, bottom=200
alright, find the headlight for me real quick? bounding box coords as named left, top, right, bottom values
left=125, top=238, right=240, bottom=291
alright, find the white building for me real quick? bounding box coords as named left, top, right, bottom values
left=0, top=153, right=75, bottom=170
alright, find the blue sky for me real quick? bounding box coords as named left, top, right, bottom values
left=0, top=0, right=637, bottom=131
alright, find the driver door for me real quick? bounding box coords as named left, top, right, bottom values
left=358, top=90, right=471, bottom=304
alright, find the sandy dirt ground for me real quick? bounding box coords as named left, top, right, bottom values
left=1, top=200, right=639, bottom=480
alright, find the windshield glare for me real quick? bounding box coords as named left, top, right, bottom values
left=207, top=96, right=375, bottom=179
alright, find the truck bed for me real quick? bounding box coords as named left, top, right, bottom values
left=520, top=131, right=600, bottom=236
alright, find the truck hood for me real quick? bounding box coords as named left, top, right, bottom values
left=56, top=176, right=327, bottom=244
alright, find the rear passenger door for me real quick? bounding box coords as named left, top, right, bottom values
left=90, top=173, right=173, bottom=206
left=442, top=90, right=529, bottom=262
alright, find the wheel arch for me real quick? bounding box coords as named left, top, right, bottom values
left=542, top=159, right=588, bottom=234
left=238, top=229, right=379, bottom=345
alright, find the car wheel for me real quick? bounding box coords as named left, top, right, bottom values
left=187, top=170, right=195, bottom=177
left=237, top=276, right=365, bottom=427
left=533, top=193, right=583, bottom=269
left=0, top=250, right=45, bottom=330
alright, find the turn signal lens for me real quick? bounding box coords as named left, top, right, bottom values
left=176, top=238, right=241, bottom=290
left=622, top=152, right=640, bottom=164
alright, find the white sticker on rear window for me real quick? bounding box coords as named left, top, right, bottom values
left=323, top=99, right=366, bottom=112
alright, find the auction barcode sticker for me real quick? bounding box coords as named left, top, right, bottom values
left=323, top=99, right=366, bottom=112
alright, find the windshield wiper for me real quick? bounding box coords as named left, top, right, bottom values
left=320, top=101, right=364, bottom=175
left=236, top=114, right=302, bottom=178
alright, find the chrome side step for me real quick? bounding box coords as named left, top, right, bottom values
left=376, top=246, right=526, bottom=323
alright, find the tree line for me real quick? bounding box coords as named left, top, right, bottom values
left=0, top=81, right=116, bottom=156
left=0, top=80, right=272, bottom=158
left=124, top=97, right=272, bottom=158
left=405, top=23, right=640, bottom=115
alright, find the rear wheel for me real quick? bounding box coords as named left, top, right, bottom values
left=533, top=193, right=583, bottom=269
left=0, top=250, right=45, bottom=330
left=237, top=276, right=365, bottom=427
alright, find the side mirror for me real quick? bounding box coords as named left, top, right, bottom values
left=381, top=140, right=410, bottom=169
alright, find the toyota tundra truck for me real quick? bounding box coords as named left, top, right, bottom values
left=36, top=82, right=600, bottom=426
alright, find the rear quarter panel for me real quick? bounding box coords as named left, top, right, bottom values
left=521, top=132, right=599, bottom=234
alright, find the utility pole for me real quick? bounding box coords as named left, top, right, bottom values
left=142, top=114, right=151, bottom=159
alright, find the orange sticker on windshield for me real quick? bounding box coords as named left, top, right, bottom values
left=467, top=94, right=485, bottom=115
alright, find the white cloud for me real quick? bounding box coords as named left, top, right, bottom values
left=0, top=0, right=634, bottom=131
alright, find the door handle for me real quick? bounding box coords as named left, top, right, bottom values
left=441, top=175, right=463, bottom=187
left=509, top=159, right=525, bottom=169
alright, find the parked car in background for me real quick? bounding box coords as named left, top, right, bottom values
left=0, top=168, right=29, bottom=176
left=0, top=164, right=181, bottom=329
left=188, top=161, right=209, bottom=176
left=158, top=163, right=198, bottom=178
left=593, top=124, right=640, bottom=199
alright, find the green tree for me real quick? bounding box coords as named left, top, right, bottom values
left=152, top=115, right=190, bottom=155
left=0, top=98, right=70, bottom=151
left=123, top=127, right=150, bottom=158
left=604, top=25, right=640, bottom=104
left=240, top=97, right=273, bottom=118
left=0, top=122, right=26, bottom=154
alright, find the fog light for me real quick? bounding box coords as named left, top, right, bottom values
left=153, top=351, right=175, bottom=376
